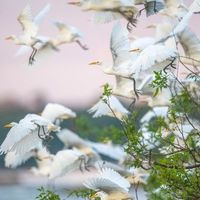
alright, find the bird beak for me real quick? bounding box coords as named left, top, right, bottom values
left=146, top=24, right=156, bottom=29
left=60, top=114, right=69, bottom=119
left=4, top=123, right=13, bottom=128
left=88, top=61, right=100, bottom=65
left=129, top=48, right=140, bottom=52
left=48, top=124, right=59, bottom=132
left=68, top=1, right=81, bottom=5
left=5, top=36, right=12, bottom=40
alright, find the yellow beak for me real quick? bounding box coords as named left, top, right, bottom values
left=68, top=1, right=81, bottom=5
left=129, top=48, right=140, bottom=52
left=88, top=61, right=100, bottom=65
left=5, top=36, right=12, bottom=40
left=4, top=123, right=13, bottom=128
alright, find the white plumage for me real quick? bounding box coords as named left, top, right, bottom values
left=0, top=114, right=58, bottom=155
left=88, top=95, right=130, bottom=120
left=5, top=4, right=50, bottom=65
left=42, top=103, right=76, bottom=124
left=84, top=167, right=130, bottom=192
left=49, top=149, right=86, bottom=179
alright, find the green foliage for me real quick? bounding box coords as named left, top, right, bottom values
left=69, top=189, right=101, bottom=200
left=101, top=83, right=113, bottom=103
left=149, top=71, right=169, bottom=97
left=36, top=187, right=61, bottom=200
left=74, top=114, right=126, bottom=144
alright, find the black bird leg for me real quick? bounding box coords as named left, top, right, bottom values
left=29, top=46, right=37, bottom=65
left=153, top=1, right=158, bottom=13
left=75, top=40, right=89, bottom=50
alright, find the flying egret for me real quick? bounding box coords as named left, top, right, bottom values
left=5, top=4, right=50, bottom=65
left=156, top=0, right=200, bottom=44
left=88, top=95, right=130, bottom=120
left=48, top=149, right=88, bottom=179
left=41, top=103, right=76, bottom=125
left=84, top=167, right=132, bottom=200
left=129, top=37, right=177, bottom=78
left=0, top=114, right=59, bottom=155
left=68, top=0, right=138, bottom=31
left=38, top=21, right=88, bottom=56
left=178, top=27, right=200, bottom=67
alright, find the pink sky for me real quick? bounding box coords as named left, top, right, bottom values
left=0, top=0, right=199, bottom=108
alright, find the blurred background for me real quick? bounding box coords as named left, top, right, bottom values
left=0, top=0, right=199, bottom=199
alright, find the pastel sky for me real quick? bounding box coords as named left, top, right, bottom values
left=0, top=0, right=199, bottom=108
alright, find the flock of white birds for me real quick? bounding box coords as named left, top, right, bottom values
left=2, top=0, right=200, bottom=199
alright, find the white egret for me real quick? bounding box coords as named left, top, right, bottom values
left=38, top=21, right=88, bottom=55
left=68, top=0, right=138, bottom=30
left=157, top=0, right=200, bottom=44
left=84, top=167, right=132, bottom=200
left=178, top=27, right=200, bottom=67
left=130, top=39, right=177, bottom=78
left=41, top=103, right=76, bottom=125
left=140, top=106, right=169, bottom=124
left=88, top=95, right=130, bottom=120
left=0, top=114, right=59, bottom=155
left=48, top=149, right=88, bottom=179
left=5, top=4, right=50, bottom=65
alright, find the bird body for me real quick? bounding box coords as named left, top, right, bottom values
left=49, top=149, right=87, bottom=179
left=42, top=103, right=76, bottom=124
left=88, top=95, right=130, bottom=120
left=0, top=114, right=59, bottom=155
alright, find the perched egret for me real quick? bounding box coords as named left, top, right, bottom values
left=68, top=0, right=138, bottom=30
left=88, top=95, right=130, bottom=120
left=41, top=103, right=76, bottom=125
left=0, top=114, right=59, bottom=155
left=5, top=4, right=50, bottom=65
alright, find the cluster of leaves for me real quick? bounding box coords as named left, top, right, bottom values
left=36, top=187, right=61, bottom=200
left=149, top=71, right=169, bottom=97
left=69, top=189, right=101, bottom=200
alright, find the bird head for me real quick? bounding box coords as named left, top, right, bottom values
left=88, top=60, right=102, bottom=66
left=146, top=24, right=156, bottom=29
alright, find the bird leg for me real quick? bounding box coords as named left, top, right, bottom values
left=119, top=10, right=137, bottom=32
left=75, top=40, right=89, bottom=50
left=29, top=46, right=37, bottom=65
left=163, top=57, right=177, bottom=74
left=79, top=156, right=90, bottom=172
left=153, top=1, right=158, bottom=13
left=136, top=7, right=145, bottom=18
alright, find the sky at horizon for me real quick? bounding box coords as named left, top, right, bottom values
left=0, top=0, right=199, bottom=109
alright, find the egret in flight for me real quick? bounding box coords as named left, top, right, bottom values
left=0, top=114, right=59, bottom=155
left=5, top=4, right=50, bottom=65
